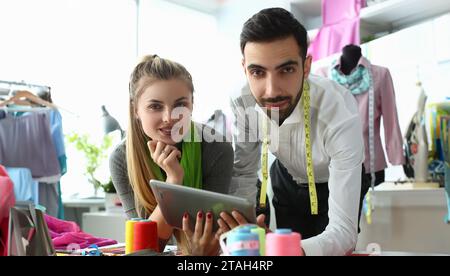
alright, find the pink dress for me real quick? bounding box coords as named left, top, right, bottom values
left=308, top=0, right=365, bottom=61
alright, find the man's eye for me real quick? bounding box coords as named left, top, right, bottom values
left=251, top=70, right=264, bottom=77
left=282, top=67, right=295, bottom=73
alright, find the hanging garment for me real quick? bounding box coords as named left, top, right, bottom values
left=318, top=57, right=405, bottom=172
left=40, top=110, right=67, bottom=219
left=0, top=112, right=61, bottom=182
left=38, top=183, right=59, bottom=218
left=5, top=167, right=39, bottom=205
left=8, top=109, right=67, bottom=218
left=322, top=0, right=363, bottom=25
left=308, top=0, right=364, bottom=61
left=0, top=165, right=15, bottom=256
left=309, top=18, right=360, bottom=62
left=48, top=110, right=66, bottom=172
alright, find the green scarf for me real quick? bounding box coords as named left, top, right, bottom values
left=149, top=121, right=202, bottom=189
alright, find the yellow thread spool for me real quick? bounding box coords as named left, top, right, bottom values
left=125, top=219, right=140, bottom=254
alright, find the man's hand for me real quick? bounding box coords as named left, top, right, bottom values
left=217, top=210, right=267, bottom=232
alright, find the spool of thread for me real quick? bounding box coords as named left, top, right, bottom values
left=266, top=229, right=303, bottom=256
left=242, top=225, right=266, bottom=256
left=133, top=220, right=158, bottom=252
left=125, top=218, right=146, bottom=254
left=226, top=227, right=260, bottom=256
left=125, top=220, right=138, bottom=254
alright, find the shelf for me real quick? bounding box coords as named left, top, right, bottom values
left=291, top=0, right=450, bottom=39
left=361, top=0, right=450, bottom=35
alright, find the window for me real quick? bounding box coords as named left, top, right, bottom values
left=0, top=0, right=136, bottom=197
left=138, top=0, right=243, bottom=123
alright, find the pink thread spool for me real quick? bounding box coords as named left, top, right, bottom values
left=266, top=229, right=303, bottom=256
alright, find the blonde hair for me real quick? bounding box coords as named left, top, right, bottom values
left=126, top=54, right=194, bottom=254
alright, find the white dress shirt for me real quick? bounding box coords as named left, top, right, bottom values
left=230, top=74, right=364, bottom=256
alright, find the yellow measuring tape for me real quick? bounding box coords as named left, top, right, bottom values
left=259, top=80, right=318, bottom=215
left=260, top=118, right=269, bottom=208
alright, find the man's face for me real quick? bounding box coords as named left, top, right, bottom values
left=242, top=36, right=311, bottom=122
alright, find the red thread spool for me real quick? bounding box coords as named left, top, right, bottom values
left=133, top=221, right=158, bottom=252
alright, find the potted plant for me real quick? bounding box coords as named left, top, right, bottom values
left=66, top=133, right=113, bottom=197
left=101, top=177, right=122, bottom=212
left=102, top=177, right=116, bottom=194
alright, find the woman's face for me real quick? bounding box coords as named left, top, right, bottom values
left=136, top=78, right=193, bottom=145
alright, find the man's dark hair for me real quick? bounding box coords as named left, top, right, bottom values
left=240, top=8, right=308, bottom=60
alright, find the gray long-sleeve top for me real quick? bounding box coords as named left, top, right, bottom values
left=109, top=123, right=234, bottom=219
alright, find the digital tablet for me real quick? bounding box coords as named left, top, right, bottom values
left=149, top=179, right=256, bottom=232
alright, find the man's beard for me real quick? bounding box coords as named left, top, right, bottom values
left=262, top=83, right=303, bottom=125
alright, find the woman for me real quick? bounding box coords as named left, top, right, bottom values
left=109, top=55, right=233, bottom=255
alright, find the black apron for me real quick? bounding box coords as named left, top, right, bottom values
left=256, top=159, right=369, bottom=238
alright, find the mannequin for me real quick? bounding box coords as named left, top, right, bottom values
left=340, top=44, right=362, bottom=75
left=319, top=45, right=406, bottom=200
left=314, top=44, right=405, bottom=229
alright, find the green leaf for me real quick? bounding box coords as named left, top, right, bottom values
left=66, top=132, right=115, bottom=193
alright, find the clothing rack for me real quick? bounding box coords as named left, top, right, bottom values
left=0, top=80, right=51, bottom=93
left=0, top=106, right=52, bottom=112
left=0, top=80, right=78, bottom=117
left=0, top=80, right=50, bottom=100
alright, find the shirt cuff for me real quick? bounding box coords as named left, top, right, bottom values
left=301, top=238, right=323, bottom=256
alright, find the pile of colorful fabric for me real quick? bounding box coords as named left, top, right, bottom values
left=44, top=214, right=117, bottom=250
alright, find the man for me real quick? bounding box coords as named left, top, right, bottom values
left=218, top=8, right=365, bottom=256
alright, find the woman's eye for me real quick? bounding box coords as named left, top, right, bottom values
left=148, top=104, right=162, bottom=110
left=175, top=102, right=187, bottom=107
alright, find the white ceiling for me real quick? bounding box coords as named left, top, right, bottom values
left=290, top=0, right=321, bottom=17
left=163, top=0, right=228, bottom=14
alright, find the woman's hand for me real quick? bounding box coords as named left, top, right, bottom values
left=182, top=211, right=221, bottom=256
left=148, top=140, right=184, bottom=184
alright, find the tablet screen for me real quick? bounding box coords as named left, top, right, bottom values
left=149, top=180, right=256, bottom=232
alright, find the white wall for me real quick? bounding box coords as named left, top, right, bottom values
left=215, top=0, right=293, bottom=101
left=138, top=0, right=234, bottom=123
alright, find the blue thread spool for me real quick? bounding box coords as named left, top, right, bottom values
left=241, top=225, right=266, bottom=256
left=226, top=227, right=260, bottom=256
